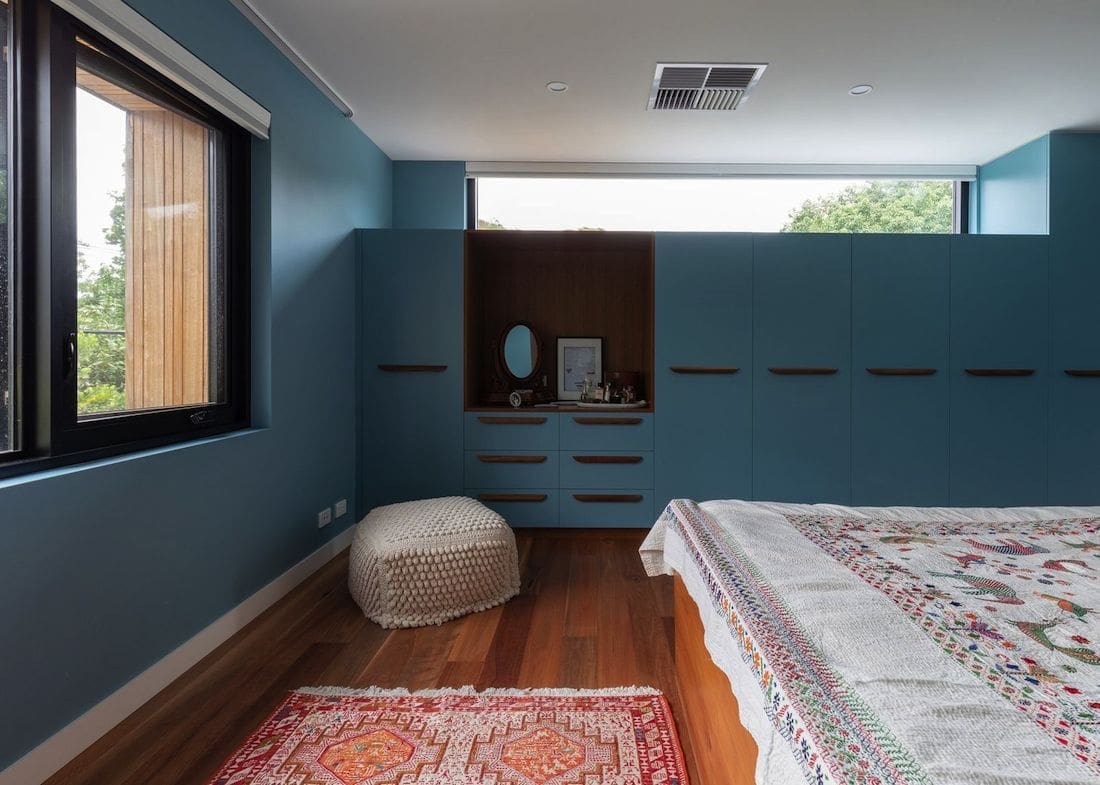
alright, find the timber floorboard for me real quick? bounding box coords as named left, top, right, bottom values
left=45, top=529, right=703, bottom=785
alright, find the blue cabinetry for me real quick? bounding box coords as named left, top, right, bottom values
left=359, top=230, right=463, bottom=510
left=463, top=412, right=655, bottom=527
left=654, top=233, right=753, bottom=511
left=949, top=235, right=1049, bottom=506
left=851, top=235, right=949, bottom=505
left=753, top=235, right=852, bottom=503
left=1048, top=134, right=1100, bottom=503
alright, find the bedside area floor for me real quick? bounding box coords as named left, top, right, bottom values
left=45, top=529, right=696, bottom=785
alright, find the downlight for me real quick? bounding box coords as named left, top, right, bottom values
left=848, top=84, right=874, bottom=96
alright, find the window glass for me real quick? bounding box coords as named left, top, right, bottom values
left=0, top=1, right=12, bottom=452
left=75, top=41, right=225, bottom=418
left=476, top=177, right=956, bottom=233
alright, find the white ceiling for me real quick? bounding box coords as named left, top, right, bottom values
left=245, top=0, right=1100, bottom=166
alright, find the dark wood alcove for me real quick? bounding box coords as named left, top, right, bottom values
left=464, top=230, right=655, bottom=410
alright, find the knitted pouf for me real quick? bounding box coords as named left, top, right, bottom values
left=348, top=496, right=520, bottom=629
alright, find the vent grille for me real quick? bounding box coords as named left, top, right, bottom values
left=647, top=62, right=767, bottom=111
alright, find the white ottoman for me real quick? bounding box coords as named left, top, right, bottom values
left=348, top=496, right=520, bottom=628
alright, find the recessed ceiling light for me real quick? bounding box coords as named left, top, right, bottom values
left=546, top=81, right=569, bottom=94
left=848, top=84, right=874, bottom=96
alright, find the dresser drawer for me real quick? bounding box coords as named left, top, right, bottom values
left=465, top=412, right=558, bottom=451
left=559, top=489, right=654, bottom=527
left=469, top=489, right=559, bottom=527
left=559, top=413, right=653, bottom=451
left=559, top=452, right=654, bottom=489
left=465, top=451, right=558, bottom=489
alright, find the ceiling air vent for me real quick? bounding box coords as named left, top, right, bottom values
left=647, top=63, right=767, bottom=111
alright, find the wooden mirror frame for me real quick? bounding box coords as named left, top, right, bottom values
left=497, top=321, right=542, bottom=385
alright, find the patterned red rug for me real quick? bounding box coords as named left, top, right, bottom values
left=209, top=686, right=688, bottom=784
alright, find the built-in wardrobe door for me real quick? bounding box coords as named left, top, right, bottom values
left=949, top=235, right=1049, bottom=506
left=753, top=235, right=851, bottom=503
left=851, top=235, right=949, bottom=505
left=1048, top=134, right=1100, bottom=504
left=654, top=234, right=752, bottom=510
left=359, top=230, right=463, bottom=511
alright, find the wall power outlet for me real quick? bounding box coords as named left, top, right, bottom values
left=317, top=507, right=333, bottom=528
left=334, top=499, right=348, bottom=518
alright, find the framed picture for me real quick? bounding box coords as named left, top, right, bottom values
left=556, top=337, right=603, bottom=400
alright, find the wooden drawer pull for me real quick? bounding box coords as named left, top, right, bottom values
left=477, top=416, right=548, bottom=425
left=573, top=494, right=644, bottom=503
left=1065, top=369, right=1100, bottom=377
left=866, top=368, right=937, bottom=376
left=965, top=368, right=1035, bottom=377
left=768, top=367, right=838, bottom=376
left=476, top=454, right=547, bottom=464
left=378, top=364, right=447, bottom=372
left=572, top=417, right=643, bottom=426
left=478, top=493, right=547, bottom=503
left=572, top=455, right=643, bottom=464
left=669, top=366, right=740, bottom=375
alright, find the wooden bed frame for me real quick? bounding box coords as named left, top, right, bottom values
left=674, top=575, right=758, bottom=785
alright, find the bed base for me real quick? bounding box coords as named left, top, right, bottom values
left=674, top=575, right=758, bottom=785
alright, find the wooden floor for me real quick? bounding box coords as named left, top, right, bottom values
left=48, top=529, right=700, bottom=785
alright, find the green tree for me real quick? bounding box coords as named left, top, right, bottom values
left=76, top=189, right=126, bottom=414
left=477, top=217, right=506, bottom=230
left=782, top=180, right=953, bottom=233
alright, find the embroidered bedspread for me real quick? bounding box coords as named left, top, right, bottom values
left=640, top=499, right=1100, bottom=785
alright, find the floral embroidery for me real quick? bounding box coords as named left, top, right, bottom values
left=789, top=512, right=1100, bottom=775
left=664, top=501, right=931, bottom=785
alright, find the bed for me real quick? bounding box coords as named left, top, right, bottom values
left=641, top=499, right=1100, bottom=785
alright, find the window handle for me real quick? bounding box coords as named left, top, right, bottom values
left=63, top=331, right=77, bottom=380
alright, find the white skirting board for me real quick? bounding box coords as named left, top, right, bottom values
left=0, top=526, right=356, bottom=785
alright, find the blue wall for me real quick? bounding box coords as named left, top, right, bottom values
left=393, top=161, right=466, bottom=229
left=0, top=0, right=392, bottom=769
left=975, top=135, right=1050, bottom=234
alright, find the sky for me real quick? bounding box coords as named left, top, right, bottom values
left=76, top=87, right=126, bottom=272
left=476, top=177, right=869, bottom=232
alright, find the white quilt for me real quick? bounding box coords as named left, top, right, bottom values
left=641, top=499, right=1100, bottom=785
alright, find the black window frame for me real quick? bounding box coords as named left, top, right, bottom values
left=0, top=0, right=251, bottom=479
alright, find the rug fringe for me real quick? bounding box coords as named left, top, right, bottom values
left=294, top=685, right=662, bottom=698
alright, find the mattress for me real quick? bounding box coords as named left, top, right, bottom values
left=640, top=499, right=1100, bottom=785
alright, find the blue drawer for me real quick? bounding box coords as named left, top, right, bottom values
left=464, top=412, right=558, bottom=451
left=469, top=489, right=559, bottom=527
left=559, top=489, right=654, bottom=528
left=465, top=451, right=558, bottom=489
left=559, top=413, right=653, bottom=451
left=559, top=452, right=654, bottom=489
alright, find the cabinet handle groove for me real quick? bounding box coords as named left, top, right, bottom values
left=767, top=367, right=838, bottom=376
left=477, top=455, right=547, bottom=464
left=572, top=455, right=643, bottom=464
left=572, top=494, right=644, bottom=503
left=965, top=368, right=1035, bottom=377
left=866, top=368, right=937, bottom=376
left=669, top=366, right=740, bottom=375
left=477, top=416, right=548, bottom=425
left=572, top=417, right=643, bottom=426
left=1065, top=369, right=1100, bottom=377
left=478, top=493, right=547, bottom=503
left=377, top=364, right=447, bottom=372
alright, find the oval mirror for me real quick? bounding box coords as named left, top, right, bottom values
left=502, top=323, right=539, bottom=381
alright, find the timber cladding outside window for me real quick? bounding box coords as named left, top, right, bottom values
left=125, top=108, right=211, bottom=409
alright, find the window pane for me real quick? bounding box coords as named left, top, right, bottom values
left=76, top=43, right=225, bottom=418
left=476, top=177, right=956, bottom=233
left=0, top=2, right=12, bottom=452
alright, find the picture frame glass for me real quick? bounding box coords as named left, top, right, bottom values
left=557, top=337, right=602, bottom=400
